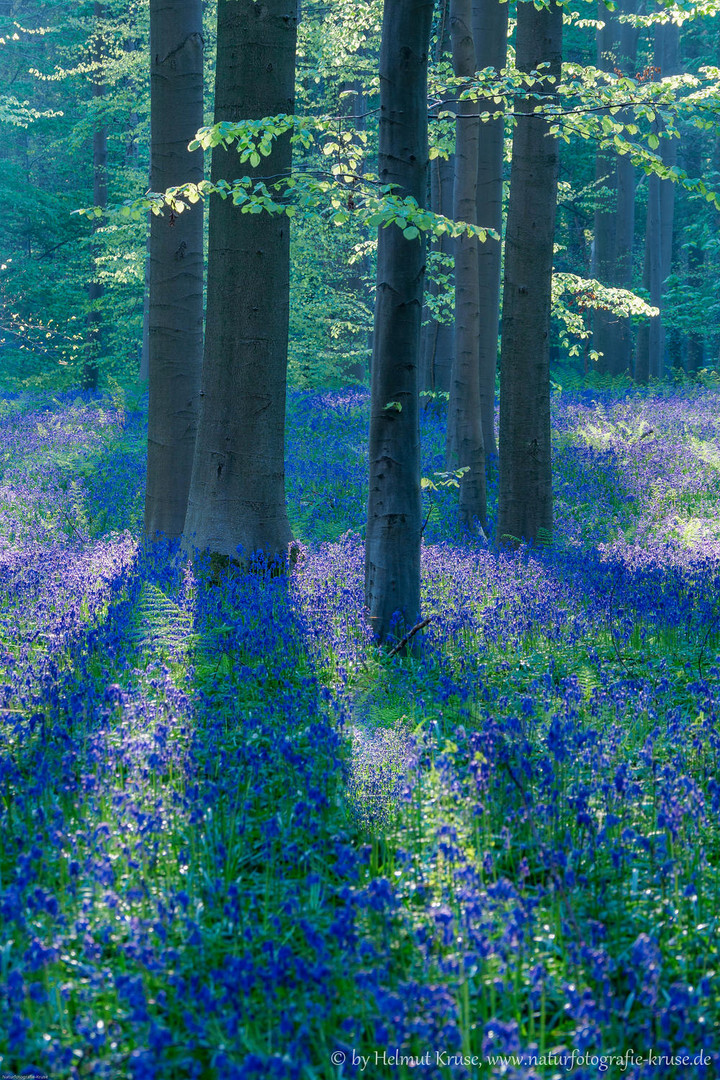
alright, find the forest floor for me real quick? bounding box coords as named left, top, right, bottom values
left=0, top=383, right=719, bottom=1079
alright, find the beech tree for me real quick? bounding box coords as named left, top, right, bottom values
left=592, top=1, right=624, bottom=375
left=636, top=20, right=680, bottom=381
left=446, top=0, right=486, bottom=532
left=610, top=0, right=639, bottom=376
left=420, top=0, right=454, bottom=399
left=497, top=0, right=562, bottom=545
left=143, top=0, right=204, bottom=541
left=473, top=0, right=507, bottom=458
left=365, top=0, right=433, bottom=644
left=183, top=0, right=297, bottom=565
left=84, top=1, right=108, bottom=392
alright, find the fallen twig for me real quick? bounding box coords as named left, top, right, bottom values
left=387, top=617, right=433, bottom=658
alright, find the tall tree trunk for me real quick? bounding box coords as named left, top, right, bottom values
left=592, top=4, right=619, bottom=374
left=613, top=0, right=637, bottom=377
left=497, top=0, right=562, bottom=546
left=420, top=133, right=455, bottom=399
left=340, top=80, right=371, bottom=385
left=144, top=0, right=204, bottom=541
left=473, top=0, right=507, bottom=458
left=681, top=31, right=706, bottom=375
left=420, top=0, right=454, bottom=400
left=183, top=0, right=296, bottom=565
left=593, top=0, right=638, bottom=374
left=636, top=19, right=680, bottom=381
left=84, top=1, right=107, bottom=392
left=432, top=152, right=456, bottom=395
left=656, top=23, right=679, bottom=377
left=636, top=174, right=662, bottom=383
left=446, top=0, right=486, bottom=531
left=365, top=0, right=433, bottom=644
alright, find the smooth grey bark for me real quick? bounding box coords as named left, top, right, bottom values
left=656, top=23, right=680, bottom=376
left=610, top=0, right=638, bottom=373
left=592, top=149, right=617, bottom=370
left=592, top=0, right=638, bottom=375
left=684, top=128, right=705, bottom=373
left=340, top=80, right=371, bottom=384
left=420, top=0, right=454, bottom=399
left=497, top=0, right=562, bottom=546
left=432, top=152, right=456, bottom=394
left=144, top=0, right=204, bottom=540
left=84, top=1, right=107, bottom=392
left=592, top=5, right=619, bottom=374
left=636, top=20, right=680, bottom=381
left=636, top=173, right=662, bottom=383
left=419, top=151, right=454, bottom=395
left=446, top=0, right=486, bottom=531
left=365, top=0, right=433, bottom=644
left=473, top=0, right=507, bottom=457
left=183, top=0, right=296, bottom=565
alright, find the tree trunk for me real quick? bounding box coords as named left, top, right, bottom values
left=340, top=80, right=371, bottom=385
left=681, top=33, right=706, bottom=375
left=446, top=0, right=486, bottom=532
left=433, top=152, right=456, bottom=395
left=364, top=0, right=433, bottom=644
left=636, top=20, right=680, bottom=381
left=497, top=0, right=562, bottom=546
left=613, top=147, right=636, bottom=371
left=592, top=0, right=638, bottom=375
left=657, top=22, right=679, bottom=378
left=592, top=4, right=619, bottom=374
left=420, top=0, right=454, bottom=400
left=144, top=0, right=204, bottom=541
left=473, top=0, right=507, bottom=458
left=84, top=1, right=107, bottom=392
left=635, top=174, right=662, bottom=383
left=420, top=139, right=455, bottom=399
left=183, top=0, right=296, bottom=566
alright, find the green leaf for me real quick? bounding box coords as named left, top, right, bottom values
left=648, top=133, right=660, bottom=150
left=402, top=226, right=419, bottom=240
left=249, top=151, right=261, bottom=167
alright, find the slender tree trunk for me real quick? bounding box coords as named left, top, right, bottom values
left=144, top=0, right=204, bottom=540
left=420, top=0, right=454, bottom=400
left=433, top=152, right=456, bottom=394
left=473, top=0, right=507, bottom=458
left=636, top=20, right=679, bottom=381
left=365, top=0, right=433, bottom=644
left=340, top=80, right=371, bottom=384
left=592, top=146, right=618, bottom=372
left=183, top=0, right=296, bottom=565
left=420, top=139, right=455, bottom=399
left=682, top=33, right=705, bottom=374
left=686, top=189, right=705, bottom=374
left=497, top=0, right=562, bottom=546
left=589, top=0, right=637, bottom=374
left=614, top=125, right=636, bottom=371
left=84, top=1, right=107, bottom=392
left=446, top=0, right=486, bottom=531
left=592, top=4, right=619, bottom=374
left=656, top=22, right=679, bottom=376
left=635, top=175, right=661, bottom=383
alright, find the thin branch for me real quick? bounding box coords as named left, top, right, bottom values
left=387, top=617, right=433, bottom=658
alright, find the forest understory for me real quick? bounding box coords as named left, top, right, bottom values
left=0, top=383, right=718, bottom=1079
